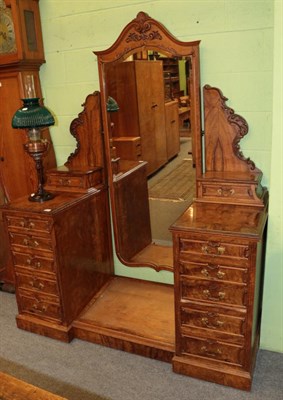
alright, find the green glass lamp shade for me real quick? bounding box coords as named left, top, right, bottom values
left=106, top=96, right=119, bottom=112
left=12, top=98, right=55, bottom=129
left=11, top=97, right=55, bottom=203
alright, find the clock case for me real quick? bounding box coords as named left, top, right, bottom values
left=0, top=0, right=56, bottom=290
left=0, top=0, right=44, bottom=65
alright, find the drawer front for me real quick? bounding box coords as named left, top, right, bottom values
left=181, top=278, right=247, bottom=307
left=46, top=169, right=102, bottom=190
left=47, top=175, right=84, bottom=188
left=181, top=336, right=244, bottom=366
left=16, top=272, right=59, bottom=296
left=9, top=232, right=53, bottom=253
left=18, top=291, right=62, bottom=322
left=179, top=260, right=248, bottom=284
left=5, top=215, right=52, bottom=233
left=181, top=307, right=246, bottom=337
left=13, top=252, right=56, bottom=274
left=201, top=183, right=253, bottom=201
left=180, top=238, right=250, bottom=260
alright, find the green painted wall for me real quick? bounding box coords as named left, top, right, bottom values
left=260, top=0, right=282, bottom=353
left=38, top=0, right=282, bottom=352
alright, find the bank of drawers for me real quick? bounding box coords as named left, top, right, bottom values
left=176, top=236, right=250, bottom=367
left=5, top=214, right=63, bottom=323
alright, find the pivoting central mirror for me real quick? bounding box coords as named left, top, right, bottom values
left=95, top=12, right=202, bottom=271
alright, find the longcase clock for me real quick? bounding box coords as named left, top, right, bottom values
left=0, top=0, right=56, bottom=290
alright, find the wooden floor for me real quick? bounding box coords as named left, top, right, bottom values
left=73, top=277, right=175, bottom=361
left=0, top=372, right=67, bottom=400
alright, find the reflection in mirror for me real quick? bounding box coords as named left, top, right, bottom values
left=105, top=54, right=195, bottom=241
left=95, top=12, right=201, bottom=272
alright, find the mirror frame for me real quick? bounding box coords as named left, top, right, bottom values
left=95, top=11, right=202, bottom=271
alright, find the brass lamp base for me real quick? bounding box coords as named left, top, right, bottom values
left=23, top=132, right=55, bottom=203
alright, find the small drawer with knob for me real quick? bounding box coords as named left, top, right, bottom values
left=180, top=238, right=250, bottom=266
left=15, top=272, right=59, bottom=296
left=9, top=232, right=53, bottom=253
left=181, top=277, right=247, bottom=307
left=12, top=252, right=56, bottom=274
left=199, top=181, right=260, bottom=204
left=46, top=167, right=102, bottom=192
left=47, top=175, right=83, bottom=188
left=180, top=335, right=244, bottom=366
left=179, top=260, right=248, bottom=284
left=180, top=306, right=246, bottom=344
left=5, top=215, right=52, bottom=233
left=201, top=183, right=237, bottom=198
left=18, top=291, right=62, bottom=322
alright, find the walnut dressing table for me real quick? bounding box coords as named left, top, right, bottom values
left=1, top=13, right=268, bottom=392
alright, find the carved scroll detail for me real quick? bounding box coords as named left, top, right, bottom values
left=65, top=91, right=103, bottom=169
left=126, top=30, right=162, bottom=43
left=223, top=98, right=257, bottom=171
left=126, top=12, right=162, bottom=43
left=65, top=110, right=84, bottom=166
left=204, top=85, right=258, bottom=172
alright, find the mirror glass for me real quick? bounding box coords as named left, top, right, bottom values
left=96, top=12, right=201, bottom=272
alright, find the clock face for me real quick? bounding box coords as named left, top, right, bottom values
left=0, top=10, right=17, bottom=54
